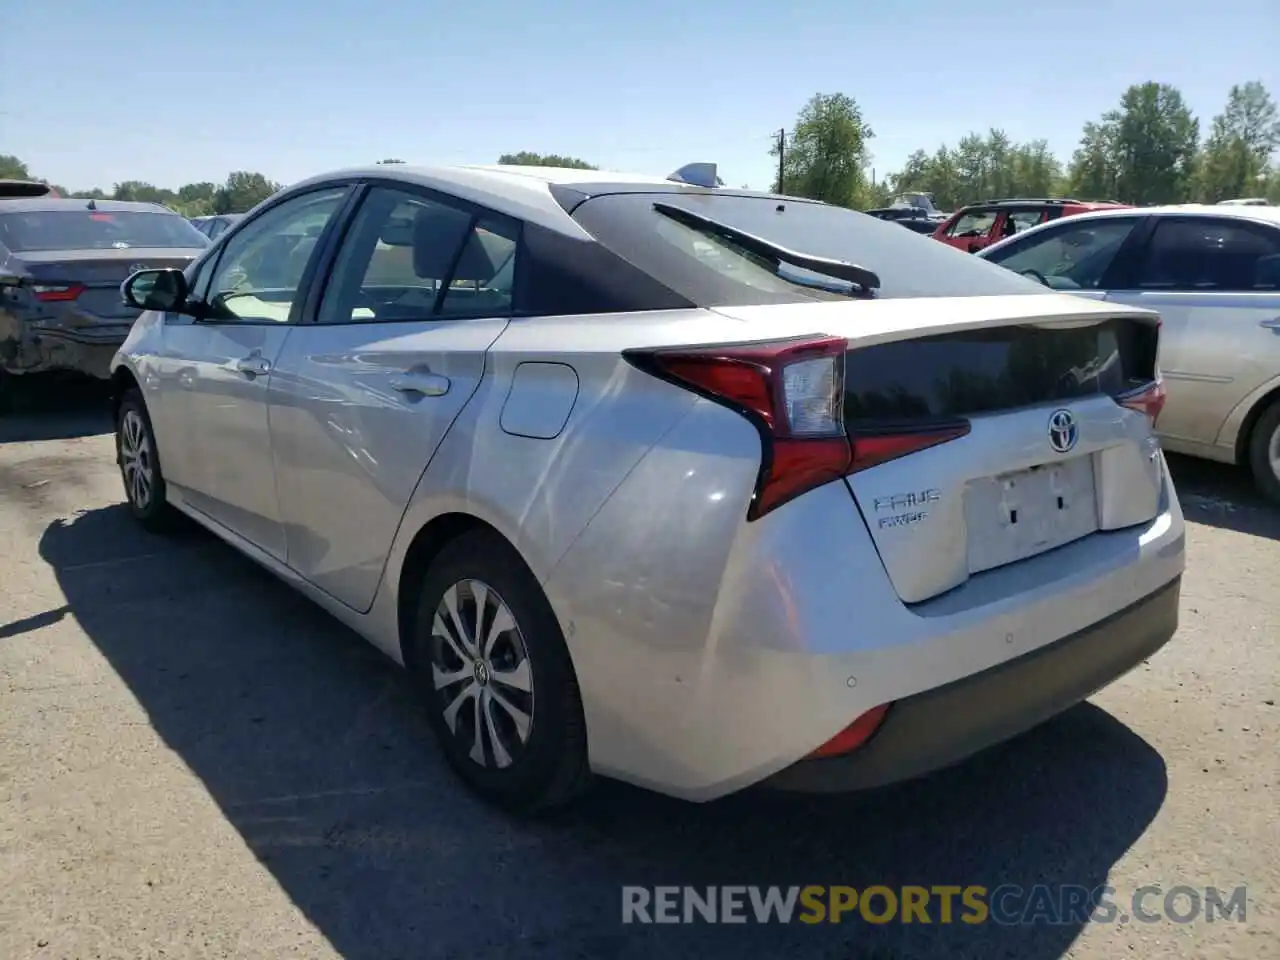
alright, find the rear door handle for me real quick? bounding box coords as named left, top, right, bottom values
left=235, top=355, right=271, bottom=377
left=389, top=371, right=451, bottom=397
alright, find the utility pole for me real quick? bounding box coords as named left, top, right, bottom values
left=776, top=128, right=786, bottom=194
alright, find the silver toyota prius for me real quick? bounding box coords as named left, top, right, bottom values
left=109, top=162, right=1186, bottom=811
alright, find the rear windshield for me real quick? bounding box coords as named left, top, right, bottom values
left=844, top=318, right=1159, bottom=424
left=0, top=210, right=209, bottom=253
left=566, top=192, right=1047, bottom=306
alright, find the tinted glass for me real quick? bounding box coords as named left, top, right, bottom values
left=844, top=318, right=1159, bottom=424
left=984, top=217, right=1140, bottom=291
left=0, top=210, right=209, bottom=252
left=947, top=210, right=997, bottom=238
left=205, top=187, right=348, bottom=323
left=318, top=186, right=518, bottom=324
left=1132, top=217, right=1280, bottom=291
left=569, top=193, right=1045, bottom=307
left=1002, top=210, right=1043, bottom=237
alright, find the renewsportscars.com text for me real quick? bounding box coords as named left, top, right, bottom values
left=621, top=884, right=1248, bottom=926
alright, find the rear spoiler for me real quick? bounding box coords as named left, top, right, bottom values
left=0, top=179, right=55, bottom=198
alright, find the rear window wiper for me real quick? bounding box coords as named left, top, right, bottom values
left=653, top=201, right=881, bottom=296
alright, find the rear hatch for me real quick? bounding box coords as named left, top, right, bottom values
left=18, top=249, right=200, bottom=322
left=714, top=295, right=1164, bottom=604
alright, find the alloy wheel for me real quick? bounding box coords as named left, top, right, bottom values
left=119, top=409, right=155, bottom=510
left=429, top=578, right=535, bottom=769
left=1268, top=423, right=1280, bottom=483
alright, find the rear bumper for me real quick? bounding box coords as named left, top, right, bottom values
left=762, top=575, right=1181, bottom=793
left=0, top=325, right=129, bottom=379
left=542, top=401, right=1187, bottom=803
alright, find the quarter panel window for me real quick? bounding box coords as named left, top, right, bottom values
left=317, top=186, right=518, bottom=324
left=1131, top=218, right=1280, bottom=291
left=204, top=188, right=348, bottom=324
left=984, top=217, right=1141, bottom=290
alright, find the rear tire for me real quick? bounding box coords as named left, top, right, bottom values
left=406, top=529, right=591, bottom=812
left=1247, top=399, right=1280, bottom=505
left=115, top=388, right=181, bottom=533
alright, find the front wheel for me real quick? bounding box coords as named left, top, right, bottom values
left=116, top=389, right=181, bottom=533
left=407, top=529, right=590, bottom=812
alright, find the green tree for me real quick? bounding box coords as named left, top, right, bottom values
left=169, top=181, right=218, bottom=217
left=0, top=155, right=31, bottom=180
left=889, top=131, right=1062, bottom=210
left=1067, top=121, right=1119, bottom=200
left=497, top=151, right=596, bottom=169
left=214, top=171, right=281, bottom=214
left=772, top=92, right=875, bottom=207
left=112, top=181, right=177, bottom=204
left=1195, top=81, right=1280, bottom=202
left=1094, top=83, right=1200, bottom=204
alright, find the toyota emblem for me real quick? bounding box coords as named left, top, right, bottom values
left=1048, top=409, right=1078, bottom=454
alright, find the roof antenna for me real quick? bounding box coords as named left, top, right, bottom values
left=667, top=162, right=722, bottom=188
left=86, top=197, right=97, bottom=210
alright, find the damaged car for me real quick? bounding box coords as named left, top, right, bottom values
left=0, top=189, right=208, bottom=405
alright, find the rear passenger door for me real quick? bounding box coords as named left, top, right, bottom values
left=992, top=207, right=1047, bottom=243
left=267, top=182, right=519, bottom=612
left=1104, top=216, right=1280, bottom=446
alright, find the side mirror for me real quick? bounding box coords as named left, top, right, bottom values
left=122, top=268, right=189, bottom=312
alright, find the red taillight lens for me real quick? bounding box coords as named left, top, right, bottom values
left=807, top=703, right=891, bottom=759
left=848, top=425, right=972, bottom=474
left=1119, top=379, right=1166, bottom=425
left=32, top=283, right=85, bottom=303
left=626, top=335, right=968, bottom=520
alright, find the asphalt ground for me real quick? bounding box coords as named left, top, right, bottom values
left=1, top=379, right=1276, bottom=959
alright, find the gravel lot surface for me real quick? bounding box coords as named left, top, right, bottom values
left=1, top=383, right=1276, bottom=959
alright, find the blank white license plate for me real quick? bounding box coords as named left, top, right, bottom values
left=964, top=455, right=1100, bottom=574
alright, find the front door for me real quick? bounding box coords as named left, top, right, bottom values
left=163, top=186, right=351, bottom=557
left=1104, top=215, right=1280, bottom=446
left=939, top=207, right=999, bottom=252
left=268, top=183, right=520, bottom=612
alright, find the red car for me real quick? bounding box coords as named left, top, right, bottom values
left=932, top=198, right=1129, bottom=253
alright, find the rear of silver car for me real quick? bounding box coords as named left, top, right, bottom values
left=536, top=194, right=1184, bottom=801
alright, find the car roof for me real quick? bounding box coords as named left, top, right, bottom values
left=978, top=201, right=1280, bottom=258
left=284, top=163, right=817, bottom=236
left=0, top=197, right=177, bottom=214
left=958, top=198, right=1127, bottom=211
left=1048, top=202, right=1280, bottom=224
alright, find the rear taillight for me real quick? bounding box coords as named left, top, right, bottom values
left=626, top=335, right=969, bottom=520
left=32, top=283, right=85, bottom=303
left=1119, top=379, right=1166, bottom=425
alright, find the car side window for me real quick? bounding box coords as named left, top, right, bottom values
left=984, top=217, right=1141, bottom=290
left=1003, top=210, right=1043, bottom=237
left=1131, top=218, right=1280, bottom=291
left=947, top=209, right=997, bottom=238
left=317, top=186, right=519, bottom=324
left=203, top=188, right=348, bottom=324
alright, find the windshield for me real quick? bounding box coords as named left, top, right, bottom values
left=567, top=192, right=1046, bottom=306
left=0, top=210, right=210, bottom=253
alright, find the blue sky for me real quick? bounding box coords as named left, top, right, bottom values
left=6, top=0, right=1278, bottom=192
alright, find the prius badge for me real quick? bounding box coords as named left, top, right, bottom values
left=1048, top=408, right=1078, bottom=454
